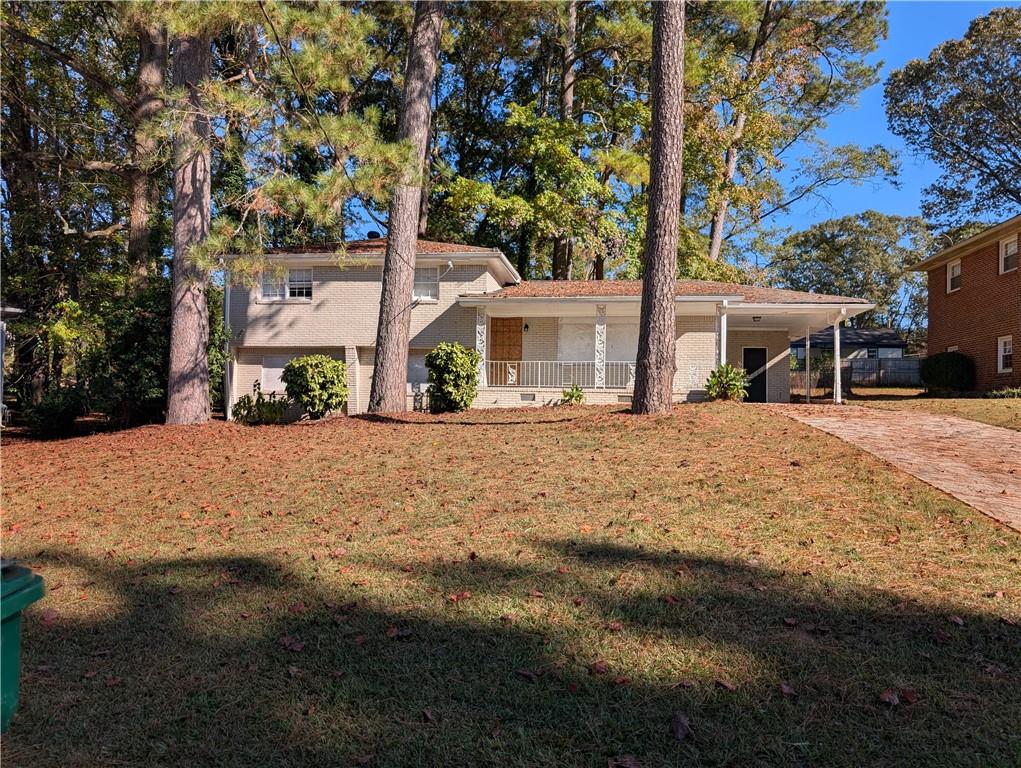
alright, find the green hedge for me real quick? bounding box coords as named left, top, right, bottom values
left=281, top=355, right=348, bottom=419
left=920, top=351, right=976, bottom=393
left=425, top=343, right=480, bottom=413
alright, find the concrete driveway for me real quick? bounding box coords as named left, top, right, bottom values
left=776, top=404, right=1021, bottom=532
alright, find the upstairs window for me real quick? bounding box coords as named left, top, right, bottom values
left=261, top=268, right=313, bottom=300
left=1000, top=235, right=1018, bottom=274
left=413, top=267, right=439, bottom=302
left=998, top=336, right=1013, bottom=374
left=261, top=272, right=285, bottom=300
left=946, top=259, right=961, bottom=293
left=287, top=268, right=313, bottom=299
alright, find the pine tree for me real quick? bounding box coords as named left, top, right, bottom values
left=632, top=0, right=684, bottom=415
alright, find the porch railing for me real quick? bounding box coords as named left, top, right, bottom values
left=486, top=361, right=635, bottom=390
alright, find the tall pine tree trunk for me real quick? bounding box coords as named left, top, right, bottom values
left=166, top=34, right=211, bottom=425
left=369, top=1, right=446, bottom=413
left=632, top=0, right=685, bottom=415
left=706, top=0, right=774, bottom=262
left=551, top=0, right=576, bottom=281
left=127, top=23, right=168, bottom=293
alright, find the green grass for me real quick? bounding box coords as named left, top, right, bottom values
left=2, top=404, right=1019, bottom=767
left=851, top=388, right=1021, bottom=431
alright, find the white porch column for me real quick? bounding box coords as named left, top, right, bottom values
left=594, top=304, right=607, bottom=388
left=476, top=307, right=488, bottom=387
left=832, top=316, right=842, bottom=404
left=717, top=300, right=729, bottom=367
left=804, top=326, right=811, bottom=404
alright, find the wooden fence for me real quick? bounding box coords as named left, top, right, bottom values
left=791, top=358, right=921, bottom=394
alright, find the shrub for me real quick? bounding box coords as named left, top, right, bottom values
left=231, top=382, right=289, bottom=425
left=987, top=386, right=1021, bottom=399
left=281, top=355, right=348, bottom=419
left=28, top=387, right=85, bottom=437
left=920, top=351, right=976, bottom=393
left=561, top=384, right=585, bottom=405
left=705, top=363, right=748, bottom=401
left=425, top=342, right=480, bottom=413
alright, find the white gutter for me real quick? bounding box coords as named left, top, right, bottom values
left=458, top=294, right=742, bottom=306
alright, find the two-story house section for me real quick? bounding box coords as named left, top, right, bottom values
left=913, top=214, right=1021, bottom=390
left=225, top=238, right=521, bottom=415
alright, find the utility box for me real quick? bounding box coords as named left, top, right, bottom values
left=1, top=560, right=45, bottom=732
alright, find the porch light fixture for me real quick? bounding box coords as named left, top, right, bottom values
left=523, top=323, right=529, bottom=332
left=752, top=316, right=762, bottom=322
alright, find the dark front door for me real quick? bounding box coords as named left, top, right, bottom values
left=743, top=347, right=768, bottom=403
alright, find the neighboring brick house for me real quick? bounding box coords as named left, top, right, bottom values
left=224, top=237, right=874, bottom=414
left=913, top=214, right=1021, bottom=390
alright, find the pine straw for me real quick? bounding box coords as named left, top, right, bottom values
left=851, top=388, right=1021, bottom=431
left=2, top=403, right=1019, bottom=767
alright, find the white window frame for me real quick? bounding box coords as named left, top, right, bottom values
left=413, top=266, right=440, bottom=303
left=999, top=235, right=1018, bottom=275
left=287, top=268, right=313, bottom=300
left=946, top=259, right=961, bottom=293
left=260, top=267, right=313, bottom=302
left=998, top=335, right=1013, bottom=374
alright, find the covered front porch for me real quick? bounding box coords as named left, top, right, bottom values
left=460, top=294, right=861, bottom=406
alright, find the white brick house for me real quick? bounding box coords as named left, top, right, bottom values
left=225, top=238, right=874, bottom=414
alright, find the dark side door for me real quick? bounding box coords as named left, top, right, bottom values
left=743, top=347, right=768, bottom=403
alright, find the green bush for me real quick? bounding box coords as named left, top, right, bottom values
left=28, top=387, right=85, bottom=437
left=425, top=342, right=481, bottom=413
left=281, top=355, right=348, bottom=419
left=561, top=384, right=585, bottom=405
left=920, top=351, right=976, bottom=393
left=231, top=382, right=289, bottom=425
left=705, top=363, right=748, bottom=401
left=987, top=386, right=1021, bottom=399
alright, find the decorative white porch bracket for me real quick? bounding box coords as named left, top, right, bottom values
left=345, top=345, right=359, bottom=414
left=716, top=300, right=729, bottom=367
left=832, top=308, right=846, bottom=404
left=594, top=304, right=607, bottom=388
left=476, top=307, right=488, bottom=387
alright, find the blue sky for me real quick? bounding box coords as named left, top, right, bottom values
left=774, top=1, right=1008, bottom=233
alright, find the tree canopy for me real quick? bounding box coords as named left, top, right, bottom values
left=885, top=6, right=1021, bottom=226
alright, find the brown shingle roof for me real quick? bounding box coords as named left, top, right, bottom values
left=267, top=237, right=497, bottom=255
left=486, top=280, right=869, bottom=304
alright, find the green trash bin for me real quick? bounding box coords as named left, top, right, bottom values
left=1, top=560, right=45, bottom=732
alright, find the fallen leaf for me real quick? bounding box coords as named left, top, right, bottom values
left=527, top=589, right=545, bottom=598
left=900, top=687, right=918, bottom=704
left=608, top=756, right=641, bottom=768
left=590, top=660, right=609, bottom=675
left=715, top=679, right=737, bottom=692
left=422, top=708, right=436, bottom=723
left=879, top=689, right=900, bottom=706
left=670, top=710, right=692, bottom=741
left=782, top=617, right=798, bottom=627
left=279, top=635, right=305, bottom=652
left=780, top=681, right=796, bottom=698
left=948, top=615, right=965, bottom=626
left=605, top=621, right=624, bottom=632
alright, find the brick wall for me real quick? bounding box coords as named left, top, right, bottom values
left=926, top=230, right=1020, bottom=390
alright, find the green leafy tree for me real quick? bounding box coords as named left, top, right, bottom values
left=885, top=7, right=1021, bottom=225
left=770, top=211, right=932, bottom=332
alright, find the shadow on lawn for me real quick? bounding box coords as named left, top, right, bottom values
left=5, top=544, right=1018, bottom=768
left=355, top=411, right=594, bottom=427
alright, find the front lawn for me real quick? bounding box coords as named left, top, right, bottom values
left=2, top=405, right=1018, bottom=767
left=851, top=388, right=1021, bottom=431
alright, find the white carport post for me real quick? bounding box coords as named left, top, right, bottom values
left=717, top=300, right=728, bottom=367
left=594, top=304, right=607, bottom=388
left=476, top=307, right=488, bottom=387
left=832, top=309, right=846, bottom=404
left=804, top=326, right=811, bottom=404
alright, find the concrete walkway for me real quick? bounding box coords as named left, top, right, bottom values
left=776, top=404, right=1021, bottom=532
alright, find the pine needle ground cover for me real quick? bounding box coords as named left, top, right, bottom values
left=2, top=404, right=1018, bottom=767
left=852, top=389, right=1021, bottom=432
